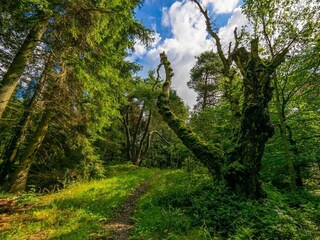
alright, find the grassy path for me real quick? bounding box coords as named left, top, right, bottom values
left=1, top=166, right=319, bottom=239
left=0, top=165, right=159, bottom=240
left=105, top=180, right=152, bottom=240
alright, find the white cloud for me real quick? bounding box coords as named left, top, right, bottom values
left=202, top=0, right=239, bottom=14
left=161, top=7, right=170, bottom=27
left=218, top=7, right=249, bottom=48
left=134, top=40, right=147, bottom=56
left=137, top=0, right=248, bottom=107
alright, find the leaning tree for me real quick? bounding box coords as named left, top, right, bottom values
left=156, top=0, right=316, bottom=199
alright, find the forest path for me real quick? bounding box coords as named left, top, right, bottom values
left=104, top=177, right=154, bottom=240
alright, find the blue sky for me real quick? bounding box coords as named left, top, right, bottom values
left=136, top=0, right=232, bottom=40
left=132, top=0, right=246, bottom=107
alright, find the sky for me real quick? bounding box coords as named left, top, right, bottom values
left=132, top=0, right=248, bottom=107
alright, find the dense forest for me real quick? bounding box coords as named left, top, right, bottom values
left=0, top=0, right=319, bottom=239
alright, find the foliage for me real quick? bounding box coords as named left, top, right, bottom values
left=132, top=170, right=320, bottom=240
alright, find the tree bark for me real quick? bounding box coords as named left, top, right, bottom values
left=157, top=49, right=287, bottom=199
left=0, top=62, right=48, bottom=184
left=157, top=52, right=224, bottom=178
left=8, top=109, right=52, bottom=193
left=224, top=39, right=288, bottom=198
left=0, top=19, right=47, bottom=119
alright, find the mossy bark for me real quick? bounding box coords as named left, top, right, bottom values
left=226, top=62, right=273, bottom=197
left=0, top=19, right=47, bottom=119
left=157, top=49, right=287, bottom=199
left=157, top=52, right=224, bottom=178
left=225, top=40, right=288, bottom=198
left=8, top=110, right=52, bottom=193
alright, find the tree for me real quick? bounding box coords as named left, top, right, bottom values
left=120, top=75, right=172, bottom=166
left=156, top=0, right=317, bottom=199
left=188, top=51, right=223, bottom=110
left=0, top=54, right=49, bottom=184
left=263, top=36, right=320, bottom=189
left=0, top=0, right=50, bottom=119
left=4, top=0, right=152, bottom=192
left=243, top=0, right=320, bottom=191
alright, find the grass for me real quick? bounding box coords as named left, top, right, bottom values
left=0, top=164, right=158, bottom=240
left=1, top=165, right=319, bottom=239
left=131, top=170, right=320, bottom=240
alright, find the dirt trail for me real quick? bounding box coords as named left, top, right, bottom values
left=104, top=180, right=151, bottom=240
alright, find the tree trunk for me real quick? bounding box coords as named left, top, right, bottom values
left=0, top=19, right=47, bottom=119
left=224, top=40, right=288, bottom=199
left=157, top=50, right=287, bottom=199
left=226, top=71, right=274, bottom=198
left=8, top=110, right=52, bottom=193
left=286, top=125, right=303, bottom=188
left=272, top=76, right=297, bottom=192
left=0, top=65, right=47, bottom=184
left=157, top=52, right=224, bottom=177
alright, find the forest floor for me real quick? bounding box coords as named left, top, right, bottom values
left=0, top=164, right=319, bottom=240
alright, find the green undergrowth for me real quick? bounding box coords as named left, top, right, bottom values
left=131, top=170, right=320, bottom=240
left=0, top=164, right=158, bottom=240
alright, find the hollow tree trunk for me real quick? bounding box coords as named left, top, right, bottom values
left=0, top=19, right=47, bottom=119
left=0, top=64, right=47, bottom=184
left=8, top=110, right=52, bottom=193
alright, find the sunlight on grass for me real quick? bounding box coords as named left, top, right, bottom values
left=0, top=164, right=157, bottom=240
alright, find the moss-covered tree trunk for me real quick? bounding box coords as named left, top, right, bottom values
left=8, top=110, right=52, bottom=193
left=157, top=49, right=287, bottom=199
left=225, top=41, right=282, bottom=198
left=157, top=52, right=224, bottom=178
left=0, top=19, right=47, bottom=119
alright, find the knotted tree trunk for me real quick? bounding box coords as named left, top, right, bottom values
left=225, top=40, right=287, bottom=198
left=157, top=47, right=287, bottom=199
